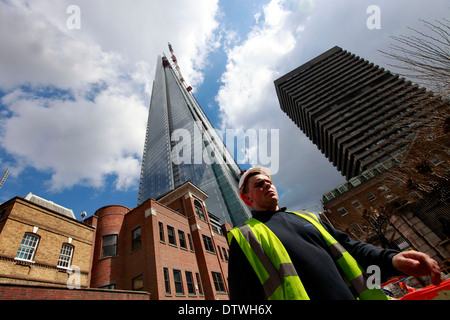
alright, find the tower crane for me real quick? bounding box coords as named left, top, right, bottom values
left=166, top=42, right=213, bottom=128
left=168, top=43, right=193, bottom=92
left=0, top=168, right=10, bottom=191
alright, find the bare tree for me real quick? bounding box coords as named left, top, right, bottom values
left=385, top=95, right=449, bottom=197
left=379, top=19, right=450, bottom=98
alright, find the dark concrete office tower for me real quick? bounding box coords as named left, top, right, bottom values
left=137, top=53, right=251, bottom=226
left=275, top=46, right=441, bottom=180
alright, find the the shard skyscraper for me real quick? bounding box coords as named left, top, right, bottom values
left=137, top=48, right=251, bottom=226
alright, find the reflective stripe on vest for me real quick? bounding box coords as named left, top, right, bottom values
left=227, top=218, right=309, bottom=300
left=228, top=210, right=389, bottom=300
left=285, top=211, right=388, bottom=300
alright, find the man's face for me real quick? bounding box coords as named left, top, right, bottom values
left=242, top=174, right=279, bottom=211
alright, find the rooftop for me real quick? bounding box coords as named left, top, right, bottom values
left=24, top=192, right=76, bottom=219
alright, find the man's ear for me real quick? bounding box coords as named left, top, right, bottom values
left=241, top=192, right=253, bottom=207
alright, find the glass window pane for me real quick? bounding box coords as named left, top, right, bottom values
left=15, top=233, right=39, bottom=261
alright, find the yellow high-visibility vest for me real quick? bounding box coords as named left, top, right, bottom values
left=228, top=210, right=389, bottom=300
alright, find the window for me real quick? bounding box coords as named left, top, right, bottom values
left=217, top=245, right=223, bottom=260
left=187, top=233, right=194, bottom=251
left=337, top=207, right=348, bottom=217
left=212, top=272, right=226, bottom=293
left=102, top=234, right=118, bottom=257
left=337, top=185, right=348, bottom=194
left=159, top=222, right=165, bottom=242
left=16, top=233, right=39, bottom=262
left=163, top=268, right=171, bottom=295
left=132, top=227, right=142, bottom=251
left=349, top=178, right=361, bottom=187
left=202, top=235, right=215, bottom=253
left=132, top=274, right=144, bottom=291
left=351, top=200, right=361, bottom=208
left=99, top=283, right=116, bottom=290
left=195, top=273, right=203, bottom=295
left=365, top=192, right=376, bottom=201
left=409, top=192, right=422, bottom=200
left=173, top=269, right=184, bottom=295
left=167, top=226, right=176, bottom=246
left=221, top=247, right=229, bottom=262
left=57, top=244, right=74, bottom=269
left=430, top=157, right=443, bottom=166
left=194, top=200, right=206, bottom=221
left=178, top=230, right=187, bottom=249
left=349, top=222, right=364, bottom=239
left=185, top=271, right=195, bottom=295
left=211, top=224, right=223, bottom=235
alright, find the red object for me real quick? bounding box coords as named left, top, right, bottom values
left=400, top=279, right=450, bottom=300
left=381, top=277, right=401, bottom=287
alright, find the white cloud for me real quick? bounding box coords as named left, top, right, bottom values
left=0, top=86, right=148, bottom=191
left=0, top=1, right=120, bottom=89
left=216, top=0, right=449, bottom=211
left=1, top=0, right=447, bottom=212
left=217, top=0, right=296, bottom=130
left=0, top=0, right=220, bottom=193
left=215, top=0, right=344, bottom=211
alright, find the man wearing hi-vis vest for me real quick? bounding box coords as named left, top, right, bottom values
left=227, top=167, right=442, bottom=300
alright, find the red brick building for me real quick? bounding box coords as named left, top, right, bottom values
left=0, top=182, right=231, bottom=300
left=322, top=132, right=450, bottom=263
left=85, top=181, right=231, bottom=300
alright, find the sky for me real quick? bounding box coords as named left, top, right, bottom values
left=0, top=0, right=448, bottom=221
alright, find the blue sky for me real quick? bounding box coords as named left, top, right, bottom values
left=0, top=0, right=449, bottom=221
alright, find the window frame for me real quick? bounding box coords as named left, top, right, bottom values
left=132, top=274, right=144, bottom=291
left=337, top=207, right=348, bottom=217
left=178, top=230, right=187, bottom=249
left=194, top=200, right=206, bottom=221
left=131, top=226, right=142, bottom=251
left=167, top=226, right=176, bottom=246
left=163, top=267, right=171, bottom=295
left=221, top=247, right=229, bottom=262
left=365, top=192, right=376, bottom=201
left=202, top=234, right=215, bottom=253
left=187, top=233, right=194, bottom=252
left=57, top=243, right=74, bottom=269
left=158, top=221, right=165, bottom=242
left=173, top=269, right=184, bottom=295
left=195, top=272, right=203, bottom=296
left=185, top=271, right=195, bottom=295
left=15, top=233, right=40, bottom=262
left=351, top=199, right=361, bottom=208
left=102, top=234, right=118, bottom=257
left=211, top=272, right=226, bottom=293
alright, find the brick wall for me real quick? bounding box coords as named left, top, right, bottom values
left=1, top=183, right=231, bottom=300
left=87, top=182, right=230, bottom=300
left=89, top=205, right=129, bottom=289
left=0, top=198, right=95, bottom=288
left=0, top=283, right=150, bottom=300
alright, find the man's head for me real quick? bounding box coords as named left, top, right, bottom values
left=239, top=167, right=279, bottom=211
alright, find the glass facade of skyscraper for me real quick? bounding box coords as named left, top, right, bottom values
left=138, top=56, right=251, bottom=226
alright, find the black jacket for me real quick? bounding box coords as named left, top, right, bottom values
left=228, top=208, right=401, bottom=300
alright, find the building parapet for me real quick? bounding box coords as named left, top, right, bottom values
left=322, top=153, right=403, bottom=203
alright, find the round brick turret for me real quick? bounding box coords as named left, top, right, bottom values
left=90, top=205, right=129, bottom=289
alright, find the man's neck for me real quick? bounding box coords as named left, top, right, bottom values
left=252, top=205, right=281, bottom=213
